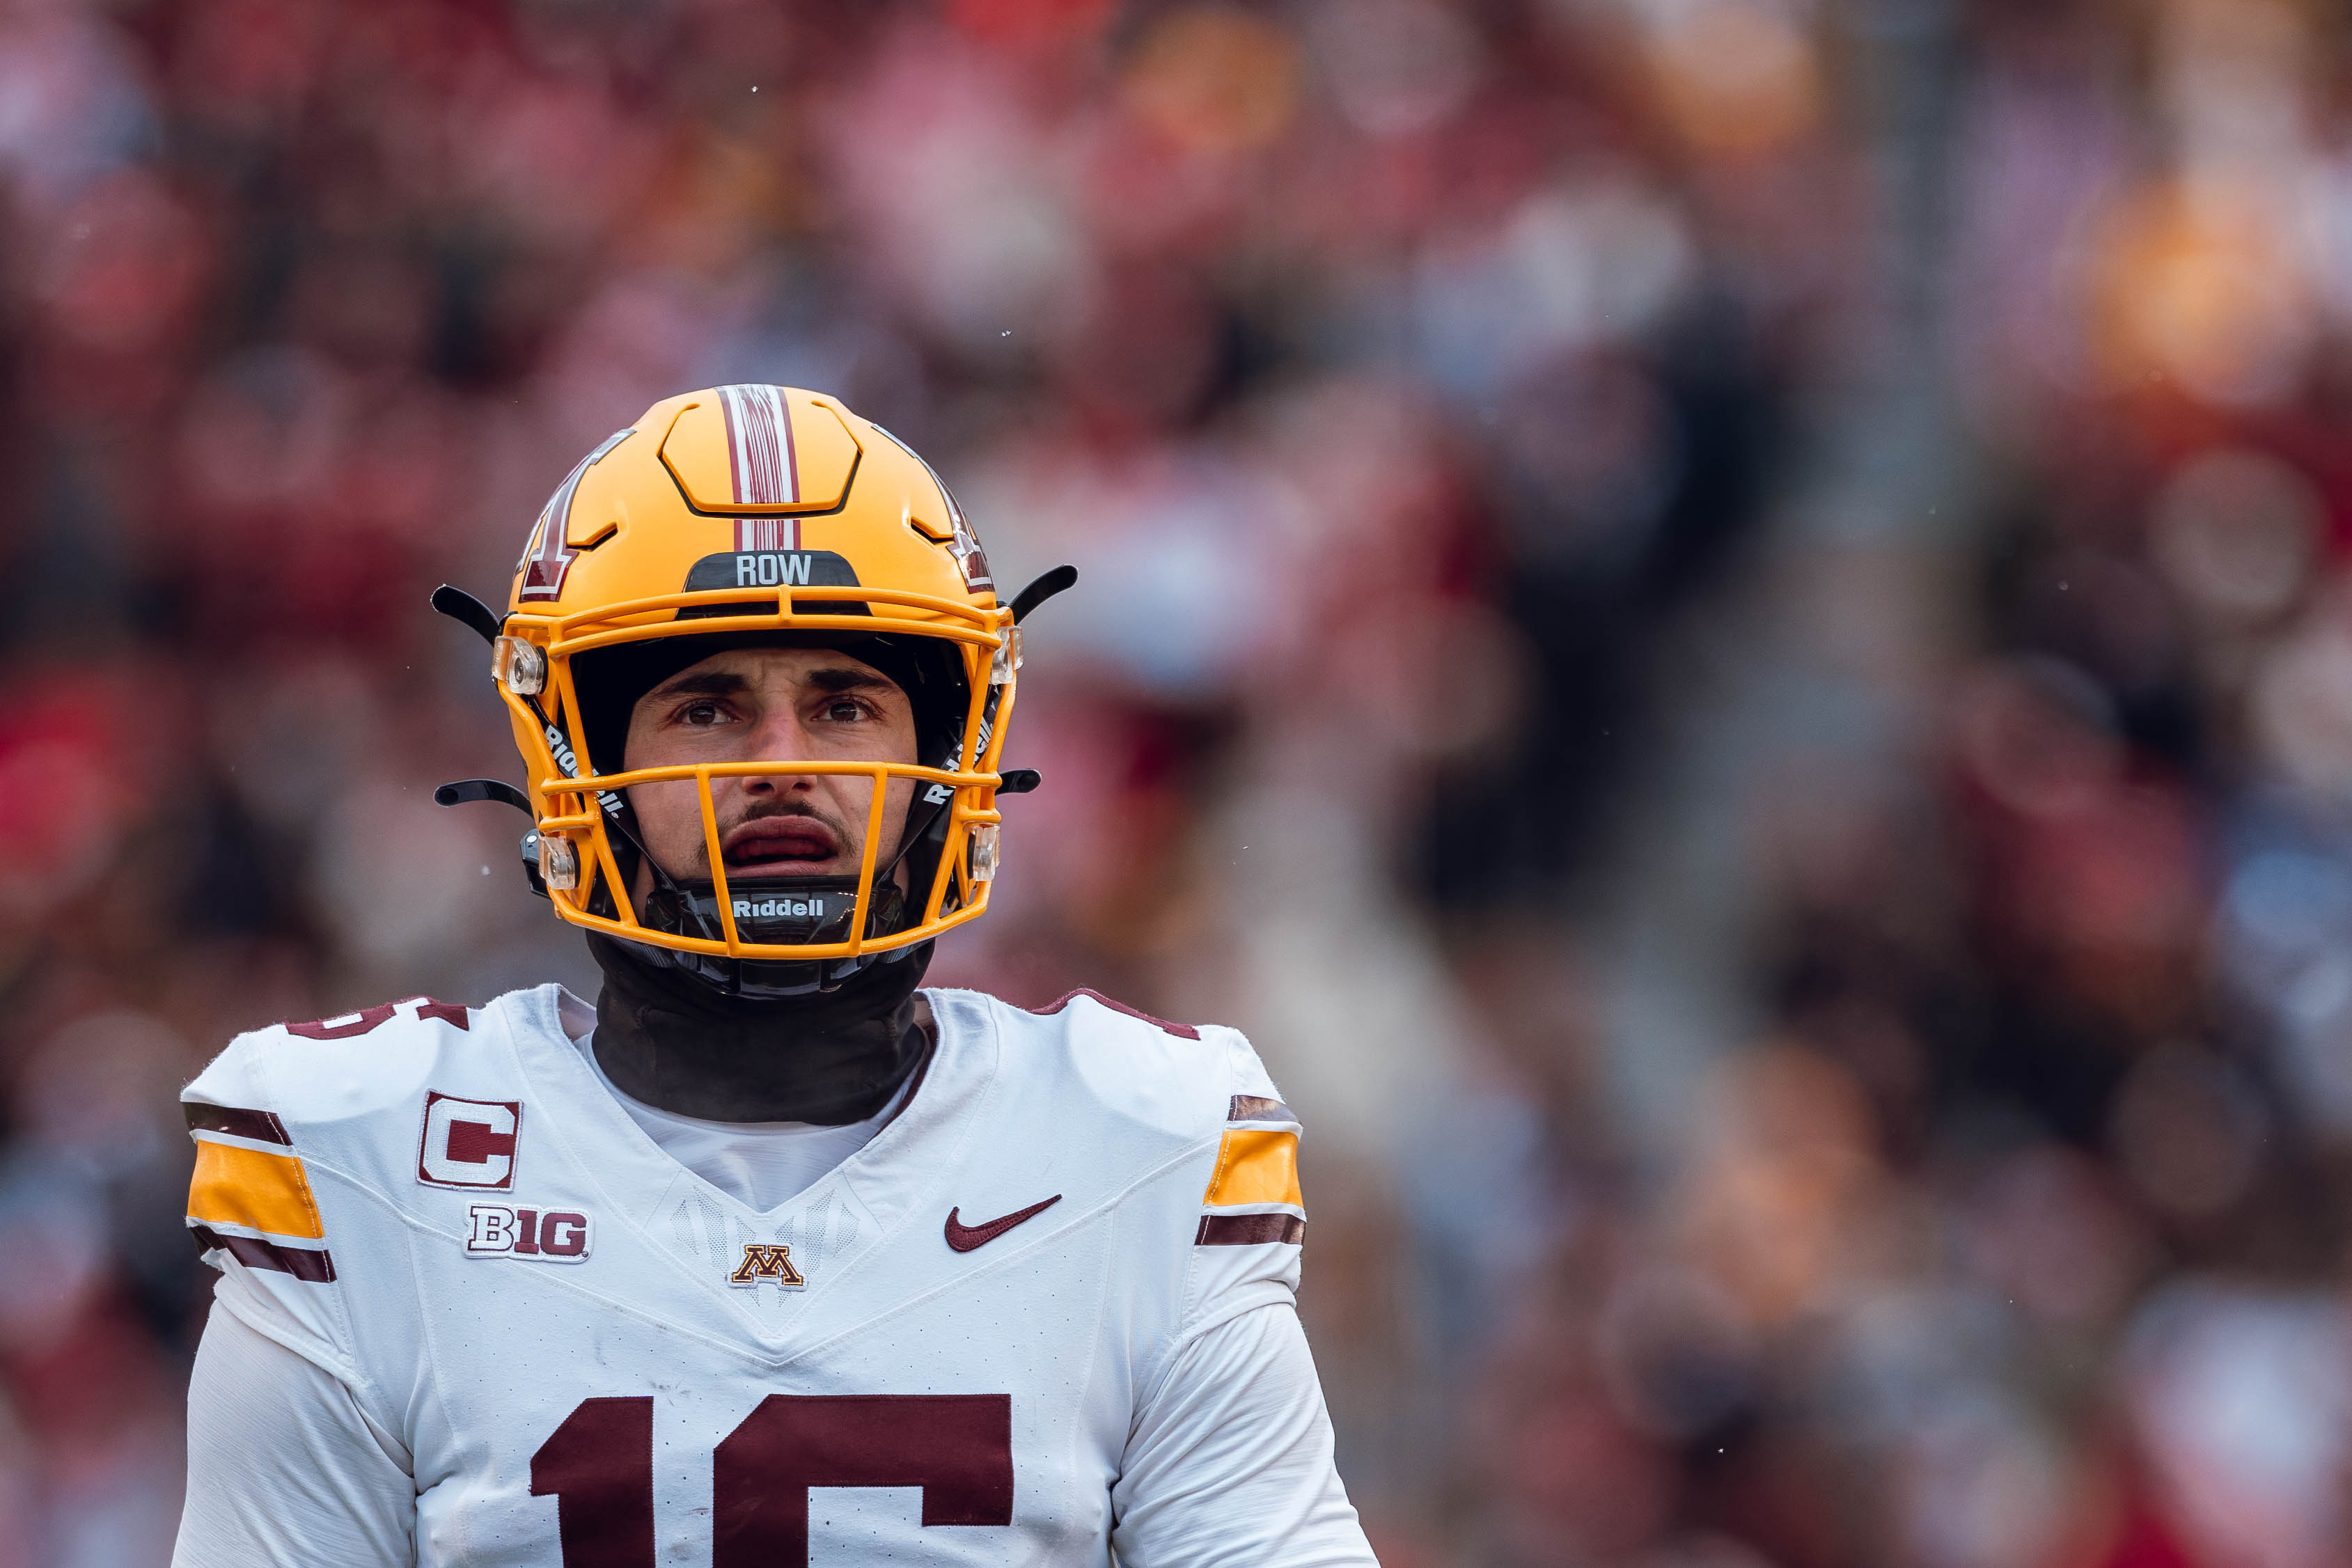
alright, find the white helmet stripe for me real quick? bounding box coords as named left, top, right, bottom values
left=717, top=384, right=799, bottom=554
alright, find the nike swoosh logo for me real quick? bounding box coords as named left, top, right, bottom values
left=943, top=1194, right=1063, bottom=1253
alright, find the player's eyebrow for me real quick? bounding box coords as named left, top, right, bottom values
left=804, top=667, right=901, bottom=697
left=650, top=671, right=753, bottom=702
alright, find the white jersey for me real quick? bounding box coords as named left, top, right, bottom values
left=174, top=985, right=1370, bottom=1568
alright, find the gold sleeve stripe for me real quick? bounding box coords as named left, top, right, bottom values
left=1202, top=1129, right=1303, bottom=1209
left=187, top=1140, right=324, bottom=1240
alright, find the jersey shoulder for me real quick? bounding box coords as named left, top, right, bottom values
left=936, top=986, right=1289, bottom=1145
left=184, top=993, right=492, bottom=1139
left=938, top=989, right=1309, bottom=1335
left=180, top=993, right=520, bottom=1311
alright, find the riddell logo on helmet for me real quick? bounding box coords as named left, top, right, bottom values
left=736, top=895, right=828, bottom=919
left=542, top=724, right=625, bottom=815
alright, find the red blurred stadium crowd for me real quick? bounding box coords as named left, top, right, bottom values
left=1, top=1, right=2349, bottom=1565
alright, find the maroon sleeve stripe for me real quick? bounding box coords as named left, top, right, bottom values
left=183, top=1102, right=291, bottom=1145
left=1227, top=1095, right=1295, bottom=1123
left=188, top=1225, right=337, bottom=1283
left=1195, top=1212, right=1306, bottom=1247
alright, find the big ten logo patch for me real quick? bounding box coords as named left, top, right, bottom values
left=418, top=1092, right=522, bottom=1190
left=467, top=1205, right=591, bottom=1262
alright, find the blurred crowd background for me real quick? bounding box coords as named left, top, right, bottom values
left=3, top=0, right=2351, bottom=1563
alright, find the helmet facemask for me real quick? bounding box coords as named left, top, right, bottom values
left=601, top=742, right=978, bottom=1001
left=504, top=583, right=1017, bottom=1000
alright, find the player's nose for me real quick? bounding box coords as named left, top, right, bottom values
left=737, top=703, right=817, bottom=794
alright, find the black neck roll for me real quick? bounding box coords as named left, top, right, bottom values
left=586, top=934, right=933, bottom=1124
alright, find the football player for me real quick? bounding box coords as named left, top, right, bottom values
left=171, top=386, right=1377, bottom=1568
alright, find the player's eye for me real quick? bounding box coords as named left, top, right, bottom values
left=820, top=698, right=868, bottom=723
left=677, top=700, right=729, bottom=728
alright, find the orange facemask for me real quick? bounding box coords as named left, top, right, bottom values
left=434, top=386, right=1064, bottom=991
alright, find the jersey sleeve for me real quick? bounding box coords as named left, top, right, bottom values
left=1176, top=1026, right=1307, bottom=1336
left=180, top=1031, right=363, bottom=1383
left=173, top=1302, right=416, bottom=1568
left=1112, top=1303, right=1377, bottom=1568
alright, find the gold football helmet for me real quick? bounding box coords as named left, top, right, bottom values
left=434, top=386, right=1067, bottom=996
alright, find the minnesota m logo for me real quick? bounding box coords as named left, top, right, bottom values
left=729, top=1243, right=805, bottom=1288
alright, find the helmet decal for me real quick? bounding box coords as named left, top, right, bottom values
left=517, top=426, right=634, bottom=602
left=872, top=423, right=992, bottom=592
left=947, top=494, right=994, bottom=593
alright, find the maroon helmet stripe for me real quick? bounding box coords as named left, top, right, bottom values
left=719, top=384, right=799, bottom=553
left=184, top=1102, right=292, bottom=1145
left=519, top=428, right=633, bottom=602
left=1195, top=1213, right=1305, bottom=1247
left=872, top=423, right=991, bottom=590
left=189, top=1224, right=337, bottom=1281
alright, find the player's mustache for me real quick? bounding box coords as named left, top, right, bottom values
left=725, top=799, right=851, bottom=833
left=714, top=799, right=856, bottom=867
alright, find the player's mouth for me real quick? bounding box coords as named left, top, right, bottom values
left=720, top=815, right=842, bottom=875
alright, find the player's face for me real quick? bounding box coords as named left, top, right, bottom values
left=621, top=646, right=920, bottom=888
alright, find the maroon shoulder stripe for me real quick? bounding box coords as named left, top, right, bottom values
left=1195, top=1213, right=1305, bottom=1247
left=189, top=1225, right=336, bottom=1283
left=184, top=1102, right=291, bottom=1145
left=1228, top=1095, right=1294, bottom=1123
left=1026, top=988, right=1201, bottom=1040
left=284, top=997, right=470, bottom=1040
